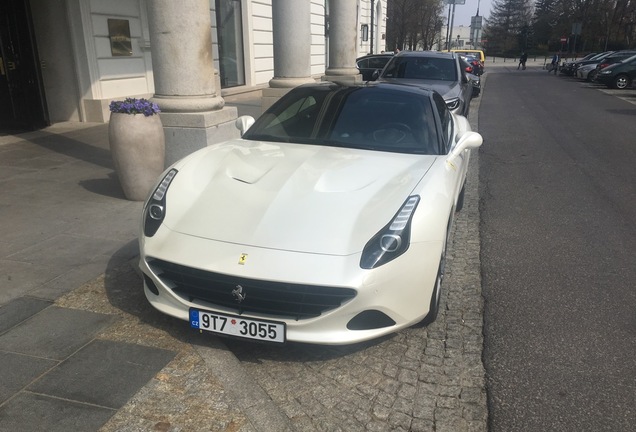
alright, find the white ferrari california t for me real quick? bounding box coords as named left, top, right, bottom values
left=139, top=81, right=482, bottom=345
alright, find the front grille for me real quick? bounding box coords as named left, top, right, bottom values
left=148, top=258, right=356, bottom=320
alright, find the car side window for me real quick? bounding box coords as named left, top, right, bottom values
left=381, top=58, right=399, bottom=77
left=249, top=95, right=322, bottom=140
left=432, top=93, right=453, bottom=153
left=368, top=57, right=389, bottom=69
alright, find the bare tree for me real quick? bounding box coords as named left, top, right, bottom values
left=387, top=0, right=445, bottom=51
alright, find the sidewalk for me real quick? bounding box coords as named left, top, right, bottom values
left=1, top=86, right=488, bottom=431
left=0, top=98, right=293, bottom=431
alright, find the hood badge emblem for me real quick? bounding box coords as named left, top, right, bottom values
left=232, top=285, right=247, bottom=303
left=238, top=253, right=248, bottom=265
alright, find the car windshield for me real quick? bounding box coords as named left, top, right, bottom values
left=381, top=56, right=457, bottom=81
left=243, top=86, right=441, bottom=155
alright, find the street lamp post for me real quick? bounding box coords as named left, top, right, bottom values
left=445, top=0, right=465, bottom=51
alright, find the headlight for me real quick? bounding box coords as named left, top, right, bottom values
left=445, top=98, right=460, bottom=111
left=600, top=70, right=613, bottom=75
left=143, top=169, right=178, bottom=237
left=360, top=196, right=420, bottom=269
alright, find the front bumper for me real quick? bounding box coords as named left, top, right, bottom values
left=140, top=227, right=442, bottom=345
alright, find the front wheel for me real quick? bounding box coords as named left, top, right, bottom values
left=420, top=253, right=444, bottom=326
left=587, top=69, right=598, bottom=82
left=612, top=74, right=631, bottom=89
left=421, top=215, right=452, bottom=326
left=455, top=183, right=466, bottom=212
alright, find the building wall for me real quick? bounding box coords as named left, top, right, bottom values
left=310, top=0, right=327, bottom=76
left=358, top=0, right=387, bottom=55
left=434, top=25, right=475, bottom=51
left=28, top=0, right=386, bottom=124
left=247, top=0, right=274, bottom=86
left=61, top=0, right=154, bottom=122
left=30, top=0, right=82, bottom=122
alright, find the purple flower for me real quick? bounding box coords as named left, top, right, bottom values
left=109, top=98, right=161, bottom=116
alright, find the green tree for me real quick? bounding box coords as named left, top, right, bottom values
left=483, top=0, right=533, bottom=55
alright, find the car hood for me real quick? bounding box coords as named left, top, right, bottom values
left=378, top=78, right=461, bottom=99
left=163, top=139, right=437, bottom=255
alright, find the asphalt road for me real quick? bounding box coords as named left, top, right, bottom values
left=479, top=69, right=636, bottom=431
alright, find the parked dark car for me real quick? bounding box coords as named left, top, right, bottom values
left=593, top=50, right=636, bottom=77
left=595, top=54, right=636, bottom=89
left=459, top=57, right=481, bottom=97
left=356, top=53, right=393, bottom=81
left=461, top=54, right=484, bottom=76
left=574, top=51, right=616, bottom=80
left=561, top=53, right=597, bottom=76
left=374, top=51, right=474, bottom=117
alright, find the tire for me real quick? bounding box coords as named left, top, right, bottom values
left=587, top=69, right=598, bottom=82
left=455, top=183, right=466, bottom=212
left=420, top=215, right=452, bottom=326
left=612, top=74, right=631, bottom=90
left=420, top=254, right=444, bottom=325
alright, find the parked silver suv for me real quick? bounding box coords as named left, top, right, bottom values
left=373, top=51, right=474, bottom=118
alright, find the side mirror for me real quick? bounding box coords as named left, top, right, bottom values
left=235, top=115, right=255, bottom=136
left=446, top=131, right=483, bottom=170
left=371, top=70, right=380, bottom=81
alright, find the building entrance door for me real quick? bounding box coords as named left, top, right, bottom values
left=0, top=0, right=48, bottom=131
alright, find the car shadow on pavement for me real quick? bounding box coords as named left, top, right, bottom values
left=223, top=333, right=395, bottom=363
left=102, top=246, right=176, bottom=328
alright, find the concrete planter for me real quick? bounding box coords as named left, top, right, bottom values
left=108, top=112, right=165, bottom=201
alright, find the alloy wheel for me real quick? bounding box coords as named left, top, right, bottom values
left=613, top=75, right=630, bottom=89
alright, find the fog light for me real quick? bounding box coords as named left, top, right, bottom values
left=149, top=204, right=164, bottom=220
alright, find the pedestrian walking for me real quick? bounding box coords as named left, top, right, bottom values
left=549, top=52, right=560, bottom=74
left=518, top=51, right=528, bottom=70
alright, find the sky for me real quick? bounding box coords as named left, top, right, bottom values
left=448, top=0, right=493, bottom=27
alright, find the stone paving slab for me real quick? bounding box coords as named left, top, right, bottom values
left=0, top=351, right=57, bottom=403
left=0, top=392, right=116, bottom=432
left=0, top=305, right=115, bottom=360
left=0, top=297, right=51, bottom=333
left=55, top=263, right=260, bottom=432
left=28, top=339, right=175, bottom=409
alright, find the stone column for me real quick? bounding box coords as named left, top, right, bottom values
left=323, top=0, right=362, bottom=84
left=262, top=0, right=315, bottom=112
left=147, top=0, right=238, bottom=167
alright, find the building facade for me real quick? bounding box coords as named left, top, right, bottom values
left=0, top=0, right=387, bottom=131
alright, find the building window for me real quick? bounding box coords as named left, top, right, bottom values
left=361, top=24, right=369, bottom=41
left=215, top=0, right=245, bottom=88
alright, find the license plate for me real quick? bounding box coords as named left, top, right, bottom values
left=189, top=308, right=285, bottom=343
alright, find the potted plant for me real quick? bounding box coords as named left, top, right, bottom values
left=108, top=98, right=165, bottom=201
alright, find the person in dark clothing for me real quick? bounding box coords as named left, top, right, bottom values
left=549, top=53, right=560, bottom=74
left=518, top=51, right=528, bottom=70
